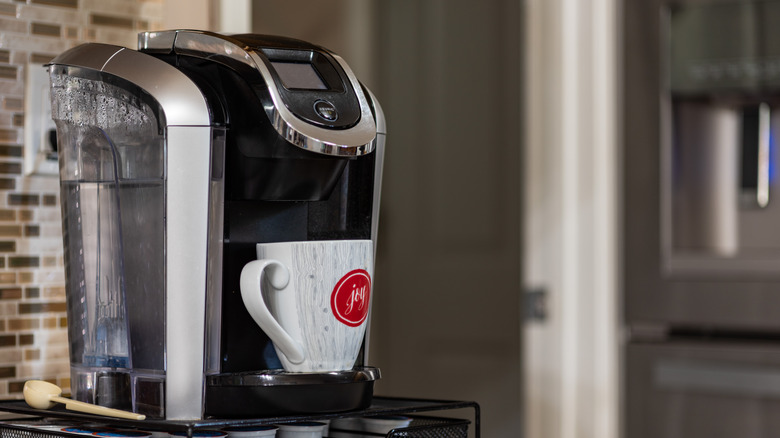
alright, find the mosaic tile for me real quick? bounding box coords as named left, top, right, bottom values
left=0, top=179, right=16, bottom=190
left=43, top=344, right=67, bottom=360
left=3, top=34, right=71, bottom=58
left=30, top=52, right=56, bottom=64
left=18, top=4, right=81, bottom=27
left=82, top=0, right=141, bottom=17
left=3, top=98, right=22, bottom=111
left=0, top=288, right=22, bottom=299
left=11, top=51, right=28, bottom=66
left=8, top=194, right=39, bottom=206
left=0, top=272, right=16, bottom=284
left=11, top=114, right=22, bottom=127
left=0, top=130, right=17, bottom=143
left=7, top=381, right=24, bottom=394
left=0, top=81, right=24, bottom=97
left=43, top=286, right=63, bottom=298
left=8, top=318, right=38, bottom=331
left=92, top=27, right=136, bottom=48
left=0, top=350, right=23, bottom=363
left=18, top=334, right=33, bottom=346
left=39, top=269, right=63, bottom=283
left=37, top=330, right=67, bottom=346
left=24, top=287, right=39, bottom=298
left=0, top=17, right=27, bottom=34
left=31, top=22, right=61, bottom=38
left=0, top=336, right=15, bottom=347
left=0, top=161, right=23, bottom=174
left=0, top=4, right=16, bottom=16
left=0, top=241, right=16, bottom=252
left=0, top=51, right=8, bottom=64
left=24, top=225, right=39, bottom=237
left=0, top=225, right=21, bottom=236
left=9, top=256, right=39, bottom=268
left=17, top=361, right=68, bottom=379
left=24, top=349, right=40, bottom=361
left=0, top=66, right=18, bottom=82
left=90, top=13, right=133, bottom=29
left=0, top=146, right=21, bottom=158
left=20, top=302, right=66, bottom=314
left=0, top=367, right=16, bottom=379
left=31, top=0, right=78, bottom=9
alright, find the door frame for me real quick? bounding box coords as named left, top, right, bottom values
left=522, top=0, right=620, bottom=437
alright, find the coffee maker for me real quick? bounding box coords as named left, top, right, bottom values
left=48, top=30, right=385, bottom=420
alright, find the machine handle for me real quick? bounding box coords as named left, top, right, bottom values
left=240, top=259, right=306, bottom=364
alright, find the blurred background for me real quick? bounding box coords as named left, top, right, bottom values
left=10, top=0, right=780, bottom=438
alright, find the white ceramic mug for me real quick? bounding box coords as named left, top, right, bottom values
left=276, top=422, right=326, bottom=438
left=240, top=240, right=373, bottom=373
left=361, top=416, right=412, bottom=436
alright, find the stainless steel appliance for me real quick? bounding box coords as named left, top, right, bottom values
left=623, top=1, right=780, bottom=437
left=48, top=30, right=385, bottom=420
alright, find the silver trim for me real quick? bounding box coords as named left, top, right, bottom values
left=206, top=366, right=381, bottom=387
left=51, top=44, right=212, bottom=420
left=139, top=30, right=376, bottom=156
left=364, top=88, right=385, bottom=367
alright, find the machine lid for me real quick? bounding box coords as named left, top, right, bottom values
left=49, top=43, right=211, bottom=127
left=139, top=30, right=377, bottom=157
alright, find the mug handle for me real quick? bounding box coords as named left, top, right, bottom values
left=240, top=259, right=305, bottom=364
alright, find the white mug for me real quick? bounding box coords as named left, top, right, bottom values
left=276, top=423, right=326, bottom=438
left=361, top=416, right=412, bottom=436
left=240, top=240, right=373, bottom=373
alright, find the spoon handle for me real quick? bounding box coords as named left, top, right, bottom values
left=50, top=396, right=145, bottom=420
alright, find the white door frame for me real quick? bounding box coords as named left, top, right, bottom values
left=523, top=1, right=620, bottom=438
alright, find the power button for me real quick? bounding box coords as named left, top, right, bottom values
left=313, top=100, right=338, bottom=122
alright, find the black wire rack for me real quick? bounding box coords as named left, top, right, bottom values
left=0, top=397, right=479, bottom=438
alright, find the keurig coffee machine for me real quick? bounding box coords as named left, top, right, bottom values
left=48, top=30, right=385, bottom=420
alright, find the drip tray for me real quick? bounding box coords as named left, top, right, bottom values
left=205, top=366, right=380, bottom=417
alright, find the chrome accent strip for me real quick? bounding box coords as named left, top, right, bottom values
left=363, top=88, right=384, bottom=367
left=99, top=48, right=210, bottom=126
left=139, top=30, right=376, bottom=156
left=138, top=30, right=176, bottom=52
left=246, top=50, right=376, bottom=156
left=206, top=366, right=381, bottom=387
left=165, top=126, right=212, bottom=420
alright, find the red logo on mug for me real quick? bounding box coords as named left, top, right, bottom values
left=331, top=269, right=371, bottom=327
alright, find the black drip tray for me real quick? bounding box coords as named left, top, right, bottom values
left=205, top=366, right=380, bottom=417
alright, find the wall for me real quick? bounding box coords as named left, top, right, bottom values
left=0, top=0, right=163, bottom=398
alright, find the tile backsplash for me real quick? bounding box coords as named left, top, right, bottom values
left=0, top=0, right=163, bottom=398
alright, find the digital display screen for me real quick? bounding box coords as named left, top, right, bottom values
left=271, top=62, right=327, bottom=90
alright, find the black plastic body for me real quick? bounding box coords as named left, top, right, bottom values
left=141, top=35, right=377, bottom=405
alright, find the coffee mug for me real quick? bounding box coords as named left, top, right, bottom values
left=276, top=422, right=326, bottom=438
left=240, top=240, right=373, bottom=372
